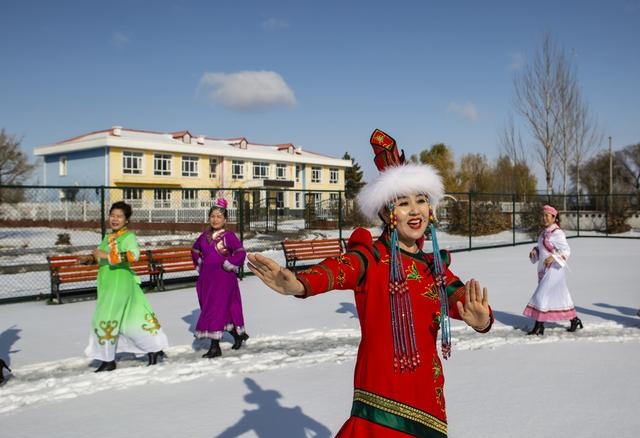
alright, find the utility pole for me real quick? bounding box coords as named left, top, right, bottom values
left=608, top=136, right=613, bottom=196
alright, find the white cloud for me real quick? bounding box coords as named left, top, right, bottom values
left=447, top=101, right=478, bottom=122
left=199, top=70, right=297, bottom=111
left=261, top=17, right=289, bottom=31
left=111, top=32, right=129, bottom=48
left=509, top=52, right=525, bottom=71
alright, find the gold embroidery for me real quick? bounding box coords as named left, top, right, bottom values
left=95, top=320, right=119, bottom=345
left=435, top=386, right=446, bottom=412
left=422, top=283, right=438, bottom=300
left=336, top=268, right=346, bottom=287
left=432, top=356, right=442, bottom=380
left=142, top=313, right=162, bottom=335
left=354, top=389, right=447, bottom=434
left=406, top=261, right=422, bottom=281
left=337, top=254, right=355, bottom=270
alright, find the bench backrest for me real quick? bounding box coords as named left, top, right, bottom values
left=149, top=247, right=195, bottom=272
left=282, top=238, right=343, bottom=261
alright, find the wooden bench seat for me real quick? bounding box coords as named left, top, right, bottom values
left=147, top=247, right=196, bottom=290
left=281, top=238, right=344, bottom=270
left=47, top=251, right=160, bottom=304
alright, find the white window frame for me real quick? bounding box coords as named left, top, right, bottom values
left=295, top=165, right=302, bottom=182
left=182, top=156, right=199, bottom=177
left=59, top=156, right=67, bottom=176
left=232, top=160, right=245, bottom=180
left=311, top=166, right=321, bottom=183
left=182, top=189, right=198, bottom=208
left=154, top=154, right=172, bottom=176
left=123, top=151, right=143, bottom=175
left=329, top=168, right=339, bottom=184
left=295, top=192, right=301, bottom=209
left=154, top=189, right=171, bottom=208
left=253, top=162, right=269, bottom=180
left=123, top=188, right=143, bottom=208
left=209, top=158, right=218, bottom=179
left=276, top=163, right=287, bottom=180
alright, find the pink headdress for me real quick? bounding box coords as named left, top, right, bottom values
left=214, top=198, right=228, bottom=210
left=543, top=205, right=558, bottom=216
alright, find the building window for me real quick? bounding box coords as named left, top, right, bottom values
left=330, top=192, right=340, bottom=208
left=253, top=162, right=269, bottom=179
left=295, top=192, right=301, bottom=209
left=123, top=188, right=143, bottom=208
left=154, top=154, right=172, bottom=176
left=311, top=166, right=321, bottom=183
left=232, top=160, right=245, bottom=180
left=59, top=156, right=67, bottom=176
left=295, top=165, right=302, bottom=182
left=209, top=158, right=218, bottom=179
left=329, top=168, right=339, bottom=184
left=123, top=151, right=143, bottom=175
left=154, top=189, right=171, bottom=208
left=182, top=189, right=197, bottom=208
left=276, top=164, right=287, bottom=180
left=276, top=191, right=284, bottom=209
left=182, top=156, right=199, bottom=177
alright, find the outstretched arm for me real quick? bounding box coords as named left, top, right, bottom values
left=247, top=253, right=305, bottom=296
left=456, top=278, right=493, bottom=332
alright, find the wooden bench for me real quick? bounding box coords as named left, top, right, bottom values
left=281, top=238, right=344, bottom=270
left=47, top=251, right=159, bottom=304
left=147, top=246, right=197, bottom=291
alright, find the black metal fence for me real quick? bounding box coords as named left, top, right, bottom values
left=1, top=185, right=638, bottom=303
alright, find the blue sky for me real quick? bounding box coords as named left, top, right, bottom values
left=2, top=0, right=639, bottom=184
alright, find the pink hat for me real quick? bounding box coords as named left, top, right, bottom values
left=543, top=204, right=558, bottom=216
left=214, top=198, right=228, bottom=209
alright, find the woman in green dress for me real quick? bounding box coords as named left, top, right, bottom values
left=82, top=201, right=169, bottom=372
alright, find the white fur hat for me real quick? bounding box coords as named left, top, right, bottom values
left=357, top=129, right=444, bottom=222
left=357, top=162, right=444, bottom=222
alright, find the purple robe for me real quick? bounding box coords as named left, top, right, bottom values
left=191, top=228, right=247, bottom=339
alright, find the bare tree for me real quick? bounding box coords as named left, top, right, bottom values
left=0, top=128, right=36, bottom=186
left=513, top=33, right=565, bottom=195
left=513, top=33, right=602, bottom=199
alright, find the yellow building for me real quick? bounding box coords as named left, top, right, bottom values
left=34, top=126, right=352, bottom=216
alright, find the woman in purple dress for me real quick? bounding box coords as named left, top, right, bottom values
left=191, top=198, right=248, bottom=358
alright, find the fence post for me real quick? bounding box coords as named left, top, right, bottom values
left=511, top=193, right=516, bottom=246
left=100, top=186, right=106, bottom=238
left=338, top=191, right=343, bottom=243
left=467, top=192, right=472, bottom=250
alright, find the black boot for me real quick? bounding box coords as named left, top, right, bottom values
left=527, top=321, right=545, bottom=336
left=567, top=317, right=583, bottom=332
left=202, top=339, right=221, bottom=358
left=147, top=350, right=165, bottom=366
left=0, top=358, right=11, bottom=384
left=95, top=360, right=116, bottom=373
left=230, top=327, right=249, bottom=350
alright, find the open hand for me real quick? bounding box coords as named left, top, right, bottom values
left=456, top=278, right=491, bottom=331
left=247, top=253, right=305, bottom=296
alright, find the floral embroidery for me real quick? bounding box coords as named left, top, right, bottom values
left=405, top=261, right=422, bottom=281
left=422, top=283, right=439, bottom=300
left=142, top=313, right=162, bottom=335
left=336, top=268, right=346, bottom=287
left=435, top=386, right=446, bottom=411
left=95, top=320, right=119, bottom=345
left=432, top=356, right=442, bottom=380
left=337, top=254, right=355, bottom=270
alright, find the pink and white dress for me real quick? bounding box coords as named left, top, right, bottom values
left=523, top=224, right=577, bottom=322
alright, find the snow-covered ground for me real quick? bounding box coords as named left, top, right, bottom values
left=1, top=237, right=639, bottom=437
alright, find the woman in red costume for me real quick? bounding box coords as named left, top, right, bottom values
left=248, top=129, right=493, bottom=438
